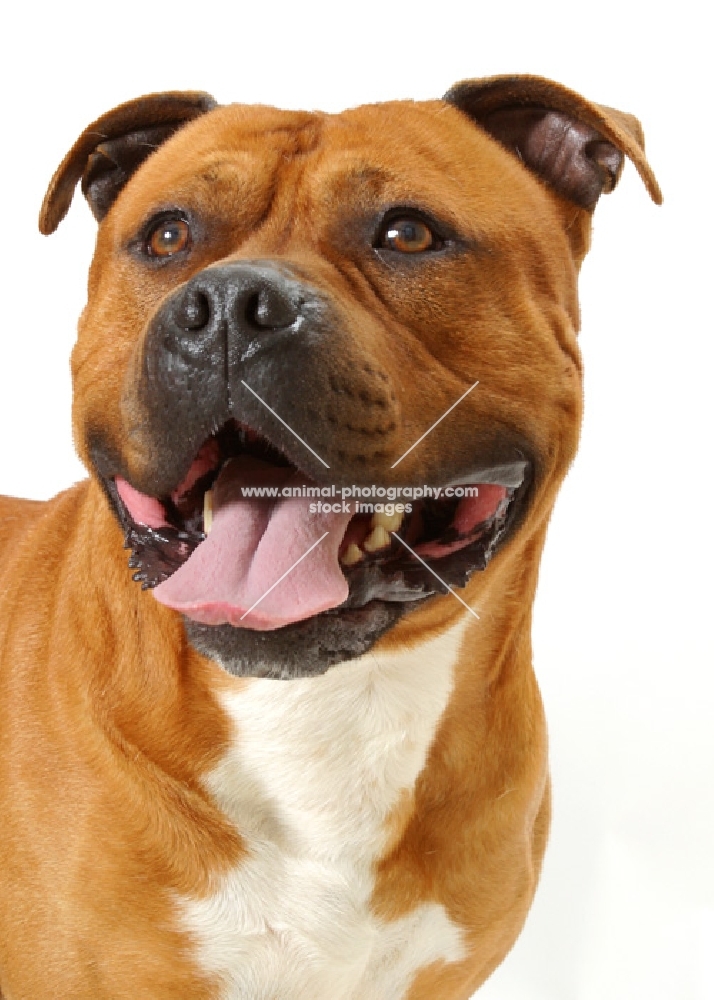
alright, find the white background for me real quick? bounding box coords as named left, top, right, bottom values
left=1, top=2, right=712, bottom=997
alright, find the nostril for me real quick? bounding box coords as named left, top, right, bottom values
left=244, top=292, right=261, bottom=328
left=176, top=289, right=211, bottom=331
left=245, top=285, right=299, bottom=331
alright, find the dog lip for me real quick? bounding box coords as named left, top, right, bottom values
left=104, top=413, right=534, bottom=611
left=336, top=477, right=529, bottom=609
left=113, top=426, right=529, bottom=503
left=441, top=460, right=528, bottom=490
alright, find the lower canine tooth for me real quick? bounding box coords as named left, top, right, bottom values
left=363, top=525, right=391, bottom=552
left=371, top=510, right=404, bottom=532
left=203, top=490, right=213, bottom=534
left=340, top=543, right=364, bottom=566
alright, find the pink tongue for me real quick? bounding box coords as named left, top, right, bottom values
left=153, top=457, right=352, bottom=630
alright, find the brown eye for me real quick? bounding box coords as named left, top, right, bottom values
left=381, top=217, right=435, bottom=254
left=146, top=218, right=191, bottom=257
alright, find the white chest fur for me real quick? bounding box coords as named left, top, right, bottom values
left=178, top=621, right=469, bottom=1000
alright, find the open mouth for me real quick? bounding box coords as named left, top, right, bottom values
left=107, top=420, right=528, bottom=630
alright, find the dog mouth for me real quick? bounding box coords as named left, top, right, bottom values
left=106, top=419, right=528, bottom=630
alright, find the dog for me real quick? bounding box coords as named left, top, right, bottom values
left=0, top=76, right=659, bottom=999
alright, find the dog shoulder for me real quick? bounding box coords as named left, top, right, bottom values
left=0, top=494, right=47, bottom=559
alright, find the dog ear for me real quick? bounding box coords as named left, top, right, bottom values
left=39, top=91, right=217, bottom=235
left=444, top=75, right=661, bottom=209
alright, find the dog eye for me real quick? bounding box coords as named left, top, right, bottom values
left=145, top=218, right=191, bottom=258
left=379, top=217, right=437, bottom=254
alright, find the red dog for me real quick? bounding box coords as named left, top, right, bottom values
left=0, top=76, right=659, bottom=998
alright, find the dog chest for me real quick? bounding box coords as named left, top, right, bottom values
left=177, top=624, right=469, bottom=999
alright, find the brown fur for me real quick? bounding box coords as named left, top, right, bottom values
left=0, top=79, right=658, bottom=997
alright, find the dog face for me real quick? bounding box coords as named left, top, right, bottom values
left=41, top=79, right=660, bottom=678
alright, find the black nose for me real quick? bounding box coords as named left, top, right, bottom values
left=174, top=262, right=302, bottom=338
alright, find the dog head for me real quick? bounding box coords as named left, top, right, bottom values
left=40, top=77, right=660, bottom=678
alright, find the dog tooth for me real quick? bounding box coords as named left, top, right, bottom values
left=371, top=510, right=404, bottom=532
left=340, top=543, right=364, bottom=566
left=203, top=490, right=214, bottom=534
left=363, top=525, right=391, bottom=552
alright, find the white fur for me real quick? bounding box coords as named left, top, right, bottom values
left=178, top=620, right=470, bottom=999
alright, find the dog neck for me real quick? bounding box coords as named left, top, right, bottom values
left=204, top=618, right=470, bottom=862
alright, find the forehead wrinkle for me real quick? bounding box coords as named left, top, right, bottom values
left=214, top=109, right=325, bottom=155
left=310, top=161, right=394, bottom=209
left=135, top=109, right=324, bottom=193
left=307, top=113, right=469, bottom=213
left=303, top=155, right=477, bottom=243
left=225, top=130, right=333, bottom=254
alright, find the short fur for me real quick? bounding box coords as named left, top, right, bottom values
left=0, top=77, right=659, bottom=999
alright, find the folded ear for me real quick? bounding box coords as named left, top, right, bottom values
left=39, top=91, right=217, bottom=235
left=444, top=75, right=661, bottom=209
